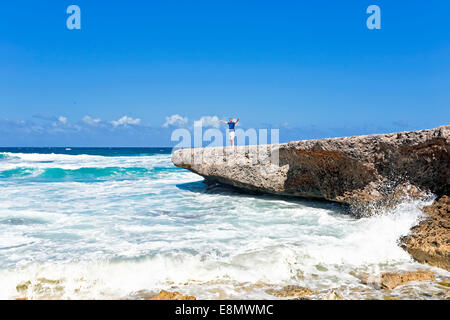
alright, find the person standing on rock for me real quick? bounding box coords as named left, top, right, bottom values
left=221, top=118, right=239, bottom=146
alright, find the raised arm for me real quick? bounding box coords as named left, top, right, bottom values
left=220, top=120, right=228, bottom=124
left=234, top=118, right=239, bottom=124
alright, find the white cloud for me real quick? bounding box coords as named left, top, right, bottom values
left=163, top=114, right=188, bottom=127
left=82, top=115, right=101, bottom=126
left=195, top=115, right=221, bottom=128
left=111, top=116, right=141, bottom=127
left=58, top=116, right=67, bottom=124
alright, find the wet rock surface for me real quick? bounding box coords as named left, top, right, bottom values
left=149, top=290, right=196, bottom=300
left=400, top=196, right=450, bottom=271
left=379, top=270, right=435, bottom=289
left=357, top=270, right=435, bottom=289
left=266, top=285, right=314, bottom=298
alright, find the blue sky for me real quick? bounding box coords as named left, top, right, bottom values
left=0, top=0, right=449, bottom=146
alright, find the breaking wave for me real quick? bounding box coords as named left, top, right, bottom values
left=0, top=149, right=448, bottom=300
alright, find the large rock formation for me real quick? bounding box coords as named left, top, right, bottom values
left=172, top=126, right=449, bottom=214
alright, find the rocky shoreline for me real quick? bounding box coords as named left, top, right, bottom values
left=16, top=271, right=449, bottom=300
left=172, top=126, right=450, bottom=272
left=138, top=269, right=448, bottom=300
left=400, top=196, right=450, bottom=271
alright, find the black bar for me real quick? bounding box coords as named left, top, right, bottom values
left=3, top=300, right=447, bottom=319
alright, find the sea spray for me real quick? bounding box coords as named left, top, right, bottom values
left=0, top=149, right=447, bottom=300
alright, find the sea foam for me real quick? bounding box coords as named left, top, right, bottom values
left=0, top=150, right=447, bottom=299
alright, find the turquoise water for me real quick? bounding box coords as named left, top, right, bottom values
left=0, top=148, right=447, bottom=299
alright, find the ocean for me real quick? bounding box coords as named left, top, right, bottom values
left=0, top=147, right=448, bottom=299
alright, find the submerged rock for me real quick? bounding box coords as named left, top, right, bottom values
left=266, top=285, right=314, bottom=298
left=359, top=270, right=435, bottom=289
left=149, top=290, right=196, bottom=300
left=172, top=126, right=449, bottom=216
left=400, top=196, right=450, bottom=271
left=380, top=270, right=435, bottom=289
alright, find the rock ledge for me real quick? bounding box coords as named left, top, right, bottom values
left=172, top=126, right=449, bottom=214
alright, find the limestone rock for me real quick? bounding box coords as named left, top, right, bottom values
left=266, top=285, right=314, bottom=298
left=380, top=270, right=435, bottom=289
left=149, top=290, right=196, bottom=300
left=400, top=196, right=450, bottom=271
left=358, top=270, right=435, bottom=289
left=172, top=126, right=449, bottom=215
